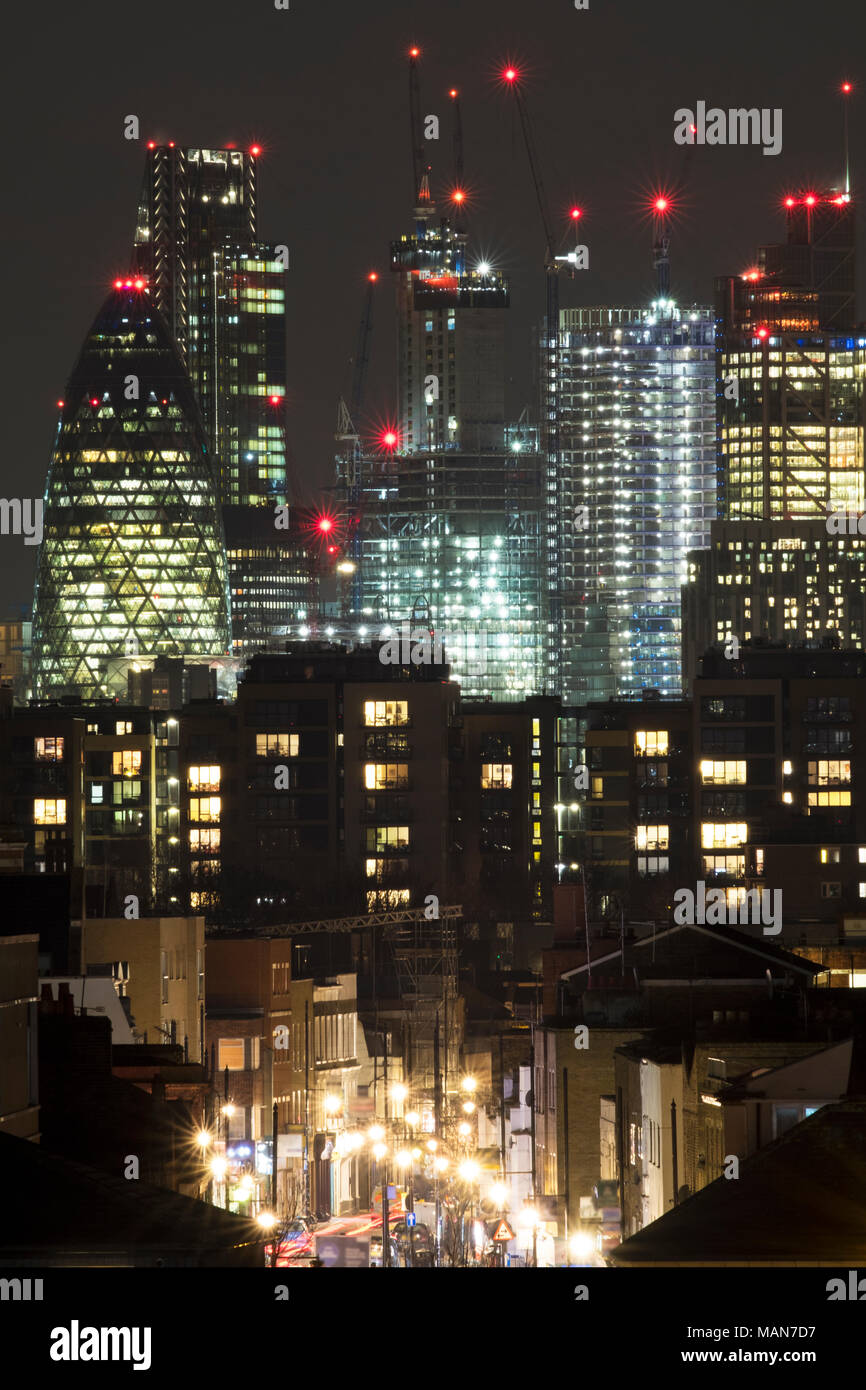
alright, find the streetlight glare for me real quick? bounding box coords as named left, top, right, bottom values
left=462, top=1100, right=476, bottom=1114
left=395, top=1149, right=412, bottom=1168
left=391, top=1083, right=408, bottom=1103
left=490, top=1182, right=508, bottom=1205
left=405, top=1110, right=420, bottom=1127
left=367, top=1123, right=385, bottom=1142
left=195, top=1129, right=211, bottom=1148
left=458, top=1160, right=480, bottom=1182
left=460, top=1076, right=477, bottom=1093
left=458, top=1121, right=472, bottom=1137
left=221, top=1103, right=236, bottom=1118
left=372, top=1142, right=388, bottom=1161
left=257, top=1212, right=278, bottom=1230
left=210, top=1157, right=228, bottom=1180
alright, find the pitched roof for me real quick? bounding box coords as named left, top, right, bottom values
left=609, top=1101, right=866, bottom=1265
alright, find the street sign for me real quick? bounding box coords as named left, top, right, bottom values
left=405, top=1212, right=416, bottom=1227
left=492, top=1220, right=515, bottom=1242
left=314, top=1235, right=371, bottom=1268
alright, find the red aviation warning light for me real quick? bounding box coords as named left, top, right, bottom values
left=841, top=81, right=853, bottom=94
left=90, top=398, right=100, bottom=407
left=114, top=279, right=124, bottom=289
left=653, top=196, right=670, bottom=214
left=368, top=271, right=379, bottom=282
left=409, top=45, right=420, bottom=58
left=250, top=144, right=262, bottom=156
left=804, top=193, right=818, bottom=206
left=756, top=326, right=769, bottom=339
left=317, top=517, right=334, bottom=534
left=147, top=141, right=156, bottom=150
left=784, top=195, right=796, bottom=208
left=451, top=188, right=466, bottom=205
left=570, top=206, right=582, bottom=220
left=269, top=394, right=283, bottom=405
left=503, top=67, right=518, bottom=83
left=56, top=400, right=64, bottom=408
left=449, top=88, right=458, bottom=99
left=381, top=430, right=398, bottom=449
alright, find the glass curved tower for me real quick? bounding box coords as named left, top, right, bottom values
left=32, top=280, right=231, bottom=699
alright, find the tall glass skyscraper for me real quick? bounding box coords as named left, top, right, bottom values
left=32, top=281, right=231, bottom=699
left=559, top=302, right=717, bottom=702
left=132, top=145, right=299, bottom=654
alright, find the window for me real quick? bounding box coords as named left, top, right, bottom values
left=188, top=765, right=220, bottom=792
left=805, top=696, right=850, bottom=721
left=90, top=784, right=104, bottom=805
left=365, top=826, right=410, bottom=852
left=481, top=733, right=513, bottom=759
left=481, top=763, right=512, bottom=789
left=189, top=796, right=221, bottom=823
left=364, top=763, right=409, bottom=790
left=34, top=736, right=64, bottom=762
left=808, top=791, right=852, bottom=807
left=34, top=798, right=66, bottom=825
left=819, top=847, right=840, bottom=864
left=807, top=760, right=851, bottom=785
left=701, top=697, right=745, bottom=721
left=591, top=776, right=603, bottom=798
left=637, top=855, right=669, bottom=876
left=700, top=759, right=746, bottom=785
left=702, top=854, right=746, bottom=877
left=635, top=824, right=669, bottom=851
left=363, top=700, right=408, bottom=726
left=189, top=828, right=221, bottom=851
left=635, top=730, right=668, bottom=756
left=821, top=882, right=842, bottom=899
left=218, top=1039, right=245, bottom=1071
left=115, top=721, right=133, bottom=735
left=255, top=732, right=298, bottom=757
left=702, top=822, right=748, bottom=849
left=112, top=750, right=142, bottom=777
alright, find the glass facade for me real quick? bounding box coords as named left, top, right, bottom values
left=32, top=284, right=231, bottom=700
left=559, top=302, right=717, bottom=702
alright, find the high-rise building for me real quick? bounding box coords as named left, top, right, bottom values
left=339, top=164, right=550, bottom=699
left=681, top=187, right=864, bottom=684
left=559, top=302, right=717, bottom=703
left=32, top=282, right=232, bottom=700
left=132, top=145, right=298, bottom=653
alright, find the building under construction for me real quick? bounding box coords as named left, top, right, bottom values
left=335, top=53, right=550, bottom=701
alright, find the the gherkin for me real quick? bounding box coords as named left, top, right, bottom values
left=32, top=282, right=232, bottom=699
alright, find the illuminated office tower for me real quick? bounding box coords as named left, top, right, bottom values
left=559, top=303, right=717, bottom=702
left=32, top=281, right=231, bottom=700
left=132, top=145, right=295, bottom=653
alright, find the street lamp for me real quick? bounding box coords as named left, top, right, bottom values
left=460, top=1076, right=477, bottom=1094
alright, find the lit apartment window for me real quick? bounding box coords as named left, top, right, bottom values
left=635, top=824, right=669, bottom=851
left=364, top=763, right=409, bottom=790
left=782, top=760, right=793, bottom=775
left=188, top=765, right=221, bottom=792
left=702, top=854, right=746, bottom=877
left=755, top=848, right=765, bottom=875
left=367, top=888, right=411, bottom=909
left=808, top=791, right=852, bottom=807
left=859, top=848, right=866, bottom=863
left=256, top=733, right=298, bottom=757
left=116, top=721, right=133, bottom=735
left=34, top=736, right=64, bottom=762
left=189, top=828, right=221, bottom=851
left=363, top=700, right=409, bottom=727
left=699, top=760, right=747, bottom=785
left=481, top=763, right=512, bottom=789
left=591, top=776, right=603, bottom=798
left=189, top=796, right=221, bottom=823
left=808, top=760, right=851, bottom=785
left=112, top=750, right=142, bottom=777
left=34, top=798, right=66, bottom=825
left=366, top=826, right=410, bottom=852
left=635, top=730, right=668, bottom=757
left=702, top=822, right=748, bottom=849
left=218, top=1039, right=245, bottom=1070
left=820, top=847, right=841, bottom=864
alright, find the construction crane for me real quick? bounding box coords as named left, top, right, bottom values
left=210, top=904, right=462, bottom=938
left=503, top=67, right=578, bottom=694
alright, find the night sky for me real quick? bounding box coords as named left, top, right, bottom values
left=1, top=0, right=862, bottom=608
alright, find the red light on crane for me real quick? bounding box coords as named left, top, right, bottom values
left=168, top=141, right=175, bottom=148
left=570, top=206, right=582, bottom=220
left=133, top=278, right=145, bottom=290
left=90, top=398, right=100, bottom=407
left=381, top=430, right=398, bottom=449
left=269, top=394, right=283, bottom=405
left=147, top=141, right=156, bottom=150
left=841, top=81, right=852, bottom=94
left=56, top=400, right=64, bottom=408
left=317, top=517, right=334, bottom=534
left=804, top=193, right=817, bottom=206
left=654, top=196, right=670, bottom=213
left=451, top=188, right=466, bottom=204
left=449, top=88, right=458, bottom=99
left=503, top=67, right=518, bottom=83
left=756, top=327, right=769, bottom=339
left=250, top=144, right=261, bottom=156
left=114, top=279, right=124, bottom=289
left=783, top=196, right=796, bottom=208
left=368, top=271, right=379, bottom=282
left=409, top=46, right=420, bottom=58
